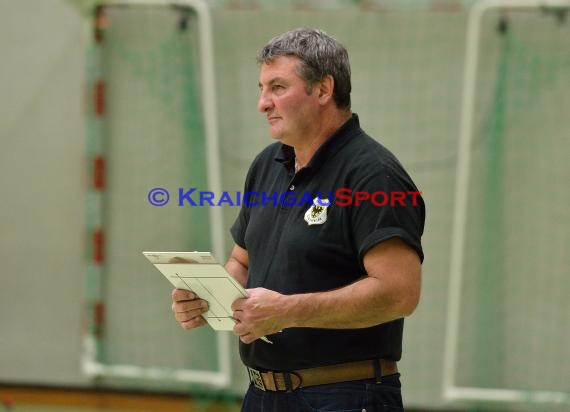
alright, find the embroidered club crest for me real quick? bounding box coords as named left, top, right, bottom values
left=304, top=197, right=330, bottom=226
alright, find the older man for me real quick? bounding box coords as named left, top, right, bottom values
left=173, top=28, right=425, bottom=412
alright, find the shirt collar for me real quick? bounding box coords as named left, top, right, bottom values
left=273, top=113, right=362, bottom=171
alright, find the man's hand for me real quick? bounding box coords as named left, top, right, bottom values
left=231, top=287, right=289, bottom=344
left=171, top=289, right=209, bottom=330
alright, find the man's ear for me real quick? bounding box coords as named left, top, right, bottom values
left=317, top=75, right=334, bottom=105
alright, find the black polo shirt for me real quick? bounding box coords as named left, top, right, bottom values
left=230, top=114, right=425, bottom=371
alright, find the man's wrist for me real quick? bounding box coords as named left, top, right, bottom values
left=282, top=293, right=308, bottom=328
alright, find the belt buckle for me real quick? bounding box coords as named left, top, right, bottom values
left=247, top=367, right=266, bottom=391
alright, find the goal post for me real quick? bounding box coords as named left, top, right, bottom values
left=444, top=0, right=570, bottom=406
left=82, top=0, right=231, bottom=388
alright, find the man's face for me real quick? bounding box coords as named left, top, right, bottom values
left=257, top=56, right=320, bottom=144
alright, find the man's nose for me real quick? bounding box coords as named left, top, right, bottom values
left=257, top=91, right=273, bottom=113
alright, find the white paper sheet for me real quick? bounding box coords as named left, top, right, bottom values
left=143, top=251, right=247, bottom=331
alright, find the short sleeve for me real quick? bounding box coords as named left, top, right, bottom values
left=230, top=205, right=249, bottom=249
left=349, top=167, right=425, bottom=265
left=229, top=160, right=258, bottom=249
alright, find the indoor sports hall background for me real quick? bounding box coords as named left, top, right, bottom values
left=1, top=0, right=569, bottom=411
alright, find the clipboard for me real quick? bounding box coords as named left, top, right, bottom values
left=142, top=251, right=247, bottom=331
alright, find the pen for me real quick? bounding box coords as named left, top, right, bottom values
left=259, top=330, right=283, bottom=344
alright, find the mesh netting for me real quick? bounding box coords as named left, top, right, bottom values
left=459, top=9, right=570, bottom=394
left=88, top=6, right=221, bottom=392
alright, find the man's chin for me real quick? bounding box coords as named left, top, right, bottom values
left=268, top=128, right=283, bottom=140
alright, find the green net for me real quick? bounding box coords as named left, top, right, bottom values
left=87, top=5, right=220, bottom=392
left=459, top=8, right=570, bottom=396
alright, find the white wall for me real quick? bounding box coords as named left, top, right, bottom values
left=0, top=0, right=88, bottom=386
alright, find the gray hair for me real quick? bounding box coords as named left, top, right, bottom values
left=257, top=28, right=351, bottom=110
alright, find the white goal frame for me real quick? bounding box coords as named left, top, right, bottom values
left=82, top=0, right=231, bottom=388
left=443, top=0, right=570, bottom=406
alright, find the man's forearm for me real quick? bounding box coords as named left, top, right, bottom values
left=225, top=244, right=249, bottom=288
left=225, top=256, right=248, bottom=288
left=285, top=275, right=418, bottom=329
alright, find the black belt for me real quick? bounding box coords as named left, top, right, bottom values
left=247, top=359, right=398, bottom=392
